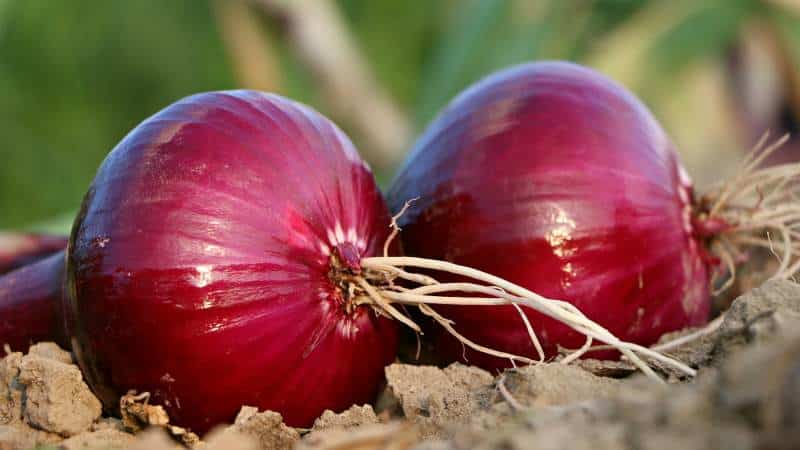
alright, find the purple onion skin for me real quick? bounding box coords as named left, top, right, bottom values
left=388, top=62, right=711, bottom=371
left=0, top=251, right=67, bottom=352
left=0, top=233, right=69, bottom=274
left=65, top=91, right=398, bottom=432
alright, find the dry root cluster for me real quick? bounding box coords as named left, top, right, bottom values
left=702, top=133, right=800, bottom=290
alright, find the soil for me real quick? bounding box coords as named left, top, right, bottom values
left=2, top=280, right=800, bottom=450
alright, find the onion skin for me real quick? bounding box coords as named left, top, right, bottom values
left=0, top=250, right=67, bottom=351
left=65, top=91, right=398, bottom=432
left=388, top=62, right=711, bottom=371
left=0, top=233, right=69, bottom=274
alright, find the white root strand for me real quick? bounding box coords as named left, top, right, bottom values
left=701, top=133, right=800, bottom=289
left=560, top=336, right=593, bottom=365
left=417, top=304, right=536, bottom=365
left=496, top=375, right=526, bottom=411
left=512, top=303, right=546, bottom=363
left=354, top=277, right=421, bottom=333
left=363, top=256, right=695, bottom=381
left=651, top=315, right=725, bottom=352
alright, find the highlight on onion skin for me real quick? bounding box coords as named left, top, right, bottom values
left=388, top=61, right=713, bottom=371
left=64, top=91, right=398, bottom=432
left=0, top=232, right=69, bottom=275
left=0, top=250, right=67, bottom=352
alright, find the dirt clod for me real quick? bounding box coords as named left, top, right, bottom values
left=219, top=406, right=300, bottom=450
left=384, top=360, right=625, bottom=439
left=59, top=428, right=136, bottom=450
left=120, top=392, right=170, bottom=432
left=3, top=280, right=800, bottom=450
left=203, top=427, right=259, bottom=450
left=27, top=342, right=73, bottom=364
left=124, top=428, right=177, bottom=450
left=0, top=353, right=23, bottom=425
left=0, top=424, right=61, bottom=450
left=298, top=422, right=417, bottom=450
left=385, top=363, right=492, bottom=438
left=91, top=417, right=126, bottom=432
left=500, top=363, right=623, bottom=408
left=311, top=404, right=379, bottom=432
left=400, top=281, right=800, bottom=450
left=710, top=279, right=800, bottom=362
left=17, top=354, right=102, bottom=436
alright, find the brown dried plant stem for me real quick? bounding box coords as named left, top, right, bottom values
left=212, top=0, right=282, bottom=92
left=254, top=0, right=411, bottom=171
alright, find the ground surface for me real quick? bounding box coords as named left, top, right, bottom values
left=2, top=280, right=800, bottom=450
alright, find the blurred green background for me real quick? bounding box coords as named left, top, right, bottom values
left=1, top=0, right=799, bottom=232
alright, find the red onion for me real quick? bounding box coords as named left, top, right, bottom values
left=387, top=61, right=750, bottom=371
left=0, top=233, right=68, bottom=274
left=64, top=91, right=398, bottom=432
left=4, top=67, right=786, bottom=429
left=0, top=250, right=67, bottom=352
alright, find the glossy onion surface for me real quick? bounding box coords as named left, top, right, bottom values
left=0, top=250, right=66, bottom=351
left=65, top=91, right=398, bottom=431
left=389, top=62, right=711, bottom=371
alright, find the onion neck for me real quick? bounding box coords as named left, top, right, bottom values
left=328, top=244, right=369, bottom=315
left=691, top=213, right=732, bottom=239
left=690, top=192, right=733, bottom=240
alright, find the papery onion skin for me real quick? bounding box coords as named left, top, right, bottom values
left=388, top=62, right=711, bottom=371
left=65, top=91, right=398, bottom=432
left=0, top=233, right=69, bottom=274
left=0, top=250, right=67, bottom=351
